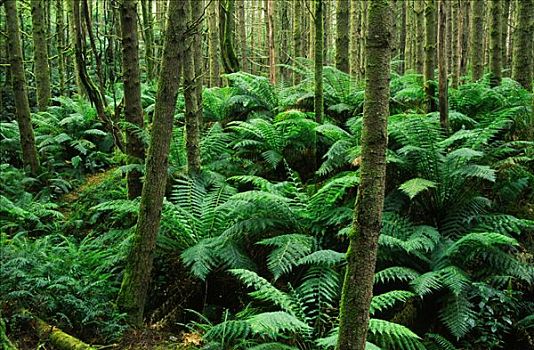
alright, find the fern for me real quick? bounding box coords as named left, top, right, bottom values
left=257, top=234, right=315, bottom=279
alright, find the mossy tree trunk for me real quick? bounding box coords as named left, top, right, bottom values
left=336, top=0, right=349, bottom=73
left=511, top=0, right=533, bottom=90
left=336, top=1, right=391, bottom=349
left=5, top=0, right=40, bottom=175
left=184, top=0, right=203, bottom=175
left=424, top=0, right=437, bottom=113
left=117, top=0, right=188, bottom=326
left=219, top=0, right=240, bottom=74
left=314, top=0, right=324, bottom=124
left=31, top=0, right=51, bottom=111
left=489, top=0, right=502, bottom=87
left=141, top=0, right=155, bottom=81
left=470, top=0, right=485, bottom=81
left=120, top=0, right=146, bottom=199
left=208, top=0, right=220, bottom=87
left=438, top=0, right=448, bottom=131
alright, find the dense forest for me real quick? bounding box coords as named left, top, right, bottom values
left=0, top=0, right=533, bottom=349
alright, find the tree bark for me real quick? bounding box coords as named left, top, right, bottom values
left=336, top=1, right=391, bottom=349
left=511, top=0, right=533, bottom=90
left=56, top=0, right=66, bottom=95
left=489, top=0, right=502, bottom=87
left=470, top=0, right=485, bottom=81
left=141, top=0, right=155, bottom=81
left=451, top=0, right=461, bottom=88
left=219, top=0, right=240, bottom=74
left=314, top=0, right=324, bottom=124
left=336, top=0, right=350, bottom=73
left=5, top=0, right=40, bottom=175
left=208, top=0, right=220, bottom=86
left=238, top=0, right=247, bottom=73
left=424, top=0, right=437, bottom=112
left=266, top=0, right=275, bottom=84
left=120, top=0, right=146, bottom=199
left=117, top=0, right=187, bottom=326
left=460, top=0, right=470, bottom=77
left=398, top=0, right=407, bottom=75
left=415, top=0, right=425, bottom=74
left=31, top=0, right=51, bottom=111
left=438, top=0, right=448, bottom=131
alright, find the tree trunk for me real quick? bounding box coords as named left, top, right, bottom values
left=489, top=0, right=502, bottom=87
left=451, top=0, right=461, bottom=88
left=460, top=0, right=470, bottom=77
left=184, top=0, right=203, bottom=175
left=398, top=0, right=407, bottom=75
left=336, top=0, right=350, bottom=73
left=415, top=0, right=425, bottom=74
left=141, top=0, right=155, bottom=81
left=208, top=0, right=220, bottom=86
left=511, top=0, right=533, bottom=90
left=293, top=0, right=302, bottom=83
left=120, top=0, right=146, bottom=199
left=238, top=0, right=247, bottom=72
left=81, top=0, right=106, bottom=101
left=5, top=0, right=40, bottom=175
left=501, top=0, right=510, bottom=73
left=219, top=0, right=240, bottom=74
left=470, top=0, right=485, bottom=81
left=117, top=0, right=188, bottom=326
left=314, top=0, right=324, bottom=124
left=336, top=1, right=391, bottom=349
left=438, top=0, right=448, bottom=130
left=56, top=0, right=66, bottom=95
left=266, top=0, right=275, bottom=84
left=31, top=0, right=51, bottom=111
left=424, top=0, right=437, bottom=112
left=350, top=0, right=360, bottom=77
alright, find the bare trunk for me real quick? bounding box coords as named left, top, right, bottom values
left=31, top=0, right=51, bottom=110
left=438, top=0, right=449, bottom=130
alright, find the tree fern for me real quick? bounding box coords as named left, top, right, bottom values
left=257, top=234, right=315, bottom=279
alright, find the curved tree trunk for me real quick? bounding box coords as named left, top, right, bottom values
left=511, top=0, right=533, bottom=90
left=117, top=0, right=188, bottom=326
left=336, top=1, right=392, bottom=349
left=5, top=0, right=40, bottom=175
left=219, top=0, right=240, bottom=74
left=31, top=0, right=51, bottom=111
left=120, top=0, right=146, bottom=199
left=336, top=0, right=349, bottom=73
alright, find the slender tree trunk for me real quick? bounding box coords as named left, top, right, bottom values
left=184, top=0, right=203, bottom=175
left=120, top=0, right=146, bottom=199
left=451, top=0, right=460, bottom=88
left=350, top=0, right=360, bottom=77
left=460, top=0, right=470, bottom=77
left=501, top=0, right=510, bottom=73
left=208, top=0, right=220, bottom=86
left=336, top=0, right=350, bottom=73
left=266, top=0, right=275, bottom=84
left=398, top=0, right=407, bottom=75
left=512, top=0, right=533, bottom=90
left=359, top=1, right=368, bottom=77
left=424, top=0, right=437, bottom=112
left=81, top=0, right=106, bottom=101
left=470, top=0, right=485, bottom=81
left=415, top=0, right=425, bottom=74
left=219, top=0, right=240, bottom=73
left=314, top=0, right=324, bottom=124
left=141, top=0, right=155, bottom=81
left=117, top=0, right=187, bottom=326
left=438, top=0, right=448, bottom=130
left=489, top=0, right=502, bottom=87
left=56, top=0, right=66, bottom=95
left=336, top=1, right=391, bottom=349
left=293, top=0, right=302, bottom=84
left=31, top=0, right=51, bottom=111
left=238, top=0, right=247, bottom=72
left=5, top=0, right=40, bottom=175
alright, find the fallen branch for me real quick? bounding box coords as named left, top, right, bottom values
left=31, top=316, right=96, bottom=350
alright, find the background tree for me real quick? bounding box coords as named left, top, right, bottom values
left=314, top=0, right=324, bottom=124
left=266, top=0, right=275, bottom=84
left=31, top=0, right=51, bottom=111
left=4, top=0, right=40, bottom=175
left=120, top=0, right=145, bottom=199
left=117, top=0, right=188, bottom=326
left=336, top=0, right=392, bottom=349
left=219, top=0, right=240, bottom=74
left=208, top=0, right=220, bottom=86
left=140, top=0, right=155, bottom=81
left=489, top=0, right=502, bottom=87
left=511, top=0, right=533, bottom=90
left=470, top=0, right=485, bottom=81
left=336, top=0, right=349, bottom=73
left=438, top=0, right=448, bottom=130
left=424, top=0, right=437, bottom=112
